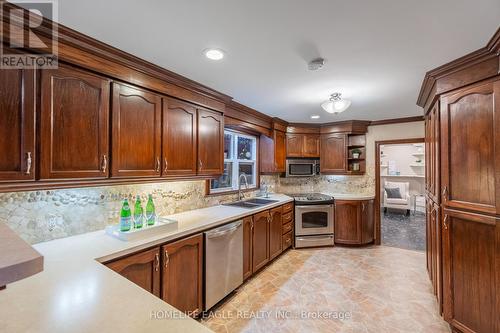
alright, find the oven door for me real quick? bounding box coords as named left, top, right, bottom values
left=295, top=204, right=334, bottom=236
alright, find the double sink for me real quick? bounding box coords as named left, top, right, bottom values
left=223, top=198, right=279, bottom=209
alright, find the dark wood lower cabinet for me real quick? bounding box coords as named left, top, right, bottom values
left=334, top=199, right=374, bottom=245
left=243, top=216, right=253, bottom=280
left=252, top=210, right=270, bottom=272
left=442, top=208, right=499, bottom=333
left=161, top=234, right=203, bottom=316
left=105, top=247, right=160, bottom=297
left=269, top=206, right=283, bottom=260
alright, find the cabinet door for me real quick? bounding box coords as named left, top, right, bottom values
left=441, top=80, right=499, bottom=215
left=197, top=109, right=224, bottom=176
left=303, top=134, right=320, bottom=157
left=111, top=83, right=162, bottom=178
left=430, top=202, right=442, bottom=313
left=361, top=199, right=374, bottom=244
left=0, top=69, right=35, bottom=181
left=442, top=208, right=498, bottom=333
left=243, top=216, right=253, bottom=280
left=425, top=198, right=433, bottom=278
left=106, top=247, right=160, bottom=297
left=40, top=66, right=110, bottom=180
left=161, top=234, right=203, bottom=316
left=269, top=206, right=283, bottom=260
left=426, top=103, right=440, bottom=203
left=286, top=134, right=303, bottom=157
left=320, top=133, right=347, bottom=173
left=252, top=210, right=270, bottom=272
left=274, top=130, right=286, bottom=172
left=162, top=98, right=197, bottom=176
left=334, top=200, right=361, bottom=244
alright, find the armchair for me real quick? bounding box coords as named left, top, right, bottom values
left=383, top=181, right=411, bottom=215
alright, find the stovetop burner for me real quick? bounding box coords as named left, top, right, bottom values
left=289, top=193, right=334, bottom=205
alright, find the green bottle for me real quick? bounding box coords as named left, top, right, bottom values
left=119, top=199, right=132, bottom=232
left=146, top=194, right=156, bottom=226
left=134, top=195, right=144, bottom=229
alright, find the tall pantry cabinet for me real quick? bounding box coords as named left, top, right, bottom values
left=419, top=28, right=500, bottom=333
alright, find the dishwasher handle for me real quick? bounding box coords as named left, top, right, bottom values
left=206, top=221, right=242, bottom=239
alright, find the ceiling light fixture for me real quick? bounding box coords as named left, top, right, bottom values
left=204, top=48, right=225, bottom=61
left=321, top=93, right=351, bottom=114
left=310, top=115, right=320, bottom=119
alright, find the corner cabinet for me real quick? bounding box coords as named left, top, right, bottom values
left=161, top=234, right=203, bottom=316
left=0, top=69, right=36, bottom=182
left=260, top=129, right=286, bottom=173
left=40, top=65, right=110, bottom=180
left=111, top=83, right=162, bottom=178
left=334, top=199, right=374, bottom=245
left=105, top=247, right=161, bottom=297
left=197, top=109, right=224, bottom=176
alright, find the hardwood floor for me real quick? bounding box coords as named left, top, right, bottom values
left=202, top=247, right=449, bottom=333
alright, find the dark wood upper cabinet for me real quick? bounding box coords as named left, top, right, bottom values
left=269, top=206, right=283, bottom=260
left=261, top=130, right=286, bottom=173
left=105, top=247, right=160, bottom=297
left=161, top=234, right=203, bottom=316
left=162, top=98, right=197, bottom=176
left=40, top=66, right=110, bottom=180
left=0, top=69, right=35, bottom=182
left=303, top=134, right=320, bottom=157
left=286, top=134, right=320, bottom=158
left=320, top=133, right=347, bottom=173
left=197, top=109, right=224, bottom=176
left=285, top=134, right=303, bottom=157
left=442, top=208, right=499, bottom=333
left=242, top=216, right=253, bottom=280
left=252, top=210, right=270, bottom=273
left=440, top=80, right=499, bottom=215
left=111, top=83, right=162, bottom=178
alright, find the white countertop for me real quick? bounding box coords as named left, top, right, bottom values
left=0, top=194, right=293, bottom=333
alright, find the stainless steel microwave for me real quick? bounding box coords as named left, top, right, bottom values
left=285, top=159, right=320, bottom=177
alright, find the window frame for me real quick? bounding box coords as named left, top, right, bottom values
left=207, top=129, right=259, bottom=195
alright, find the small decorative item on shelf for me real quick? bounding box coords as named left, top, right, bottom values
left=415, top=159, right=422, bottom=165
left=352, top=148, right=362, bottom=159
left=352, top=162, right=360, bottom=171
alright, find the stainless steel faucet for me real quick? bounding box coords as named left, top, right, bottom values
left=238, top=173, right=249, bottom=201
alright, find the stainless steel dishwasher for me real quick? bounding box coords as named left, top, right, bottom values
left=204, top=220, right=243, bottom=310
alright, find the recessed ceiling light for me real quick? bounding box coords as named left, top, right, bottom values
left=310, top=115, right=320, bottom=119
left=204, top=48, right=225, bottom=61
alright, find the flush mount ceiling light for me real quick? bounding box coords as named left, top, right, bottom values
left=321, top=92, right=351, bottom=114
left=310, top=115, right=320, bottom=119
left=204, top=48, right=225, bottom=60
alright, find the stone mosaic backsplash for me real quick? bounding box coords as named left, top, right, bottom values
left=1, top=171, right=374, bottom=244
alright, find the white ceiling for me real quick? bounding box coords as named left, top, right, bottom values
left=53, top=0, right=499, bottom=122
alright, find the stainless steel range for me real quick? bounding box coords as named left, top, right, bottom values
left=291, top=193, right=335, bottom=248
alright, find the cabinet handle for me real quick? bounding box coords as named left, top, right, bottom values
left=443, top=214, right=449, bottom=230
left=156, top=157, right=160, bottom=173
left=25, top=152, right=32, bottom=175
left=164, top=250, right=169, bottom=267
left=164, top=158, right=168, bottom=173
left=442, top=186, right=448, bottom=203
left=362, top=203, right=365, bottom=212
left=101, top=154, right=107, bottom=173
left=198, top=159, right=203, bottom=171
left=155, top=253, right=159, bottom=272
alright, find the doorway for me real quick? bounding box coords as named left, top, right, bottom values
left=375, top=138, right=425, bottom=251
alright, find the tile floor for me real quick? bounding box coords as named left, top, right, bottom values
left=381, top=210, right=426, bottom=251
left=201, top=246, right=449, bottom=333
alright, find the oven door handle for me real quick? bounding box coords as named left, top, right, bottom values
left=296, top=204, right=333, bottom=210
